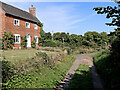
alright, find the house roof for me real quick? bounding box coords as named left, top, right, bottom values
left=0, top=1, right=40, bottom=23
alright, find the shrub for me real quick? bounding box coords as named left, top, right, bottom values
left=38, top=37, right=44, bottom=46
left=54, top=40, right=63, bottom=47
left=31, top=40, right=36, bottom=48
left=21, top=36, right=27, bottom=48
left=2, top=60, right=15, bottom=84
left=2, top=38, right=4, bottom=49
left=3, top=32, right=14, bottom=49
left=43, top=40, right=57, bottom=47
left=36, top=52, right=50, bottom=65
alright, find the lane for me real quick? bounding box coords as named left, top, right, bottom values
left=57, top=53, right=104, bottom=90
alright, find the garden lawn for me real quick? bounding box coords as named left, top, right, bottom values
left=2, top=49, right=59, bottom=62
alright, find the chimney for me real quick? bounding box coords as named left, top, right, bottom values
left=29, top=5, right=36, bottom=16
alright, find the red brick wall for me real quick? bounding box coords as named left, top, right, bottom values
left=0, top=7, right=5, bottom=38
left=4, top=15, right=41, bottom=47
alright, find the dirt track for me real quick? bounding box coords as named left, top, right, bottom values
left=57, top=53, right=104, bottom=90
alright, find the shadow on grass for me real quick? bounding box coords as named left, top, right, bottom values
left=68, top=65, right=93, bottom=90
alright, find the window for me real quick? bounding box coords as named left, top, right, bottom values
left=34, top=36, right=38, bottom=43
left=14, top=19, right=19, bottom=26
left=34, top=24, right=38, bottom=30
left=26, top=22, right=30, bottom=28
left=14, top=34, right=20, bottom=44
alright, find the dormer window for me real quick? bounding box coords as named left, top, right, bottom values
left=34, top=24, right=38, bottom=30
left=14, top=19, right=19, bottom=26
left=26, top=22, right=30, bottom=28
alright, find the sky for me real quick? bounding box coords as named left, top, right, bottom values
left=1, top=0, right=118, bottom=35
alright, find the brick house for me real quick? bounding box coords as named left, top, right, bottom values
left=0, top=1, right=41, bottom=48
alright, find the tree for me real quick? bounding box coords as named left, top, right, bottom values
left=53, top=32, right=62, bottom=41
left=108, top=31, right=118, bottom=44
left=44, top=32, right=52, bottom=40
left=37, top=22, right=45, bottom=37
left=83, top=31, right=101, bottom=47
left=93, top=6, right=119, bottom=27
left=60, top=32, right=69, bottom=43
left=69, top=34, right=79, bottom=48
left=93, top=3, right=120, bottom=74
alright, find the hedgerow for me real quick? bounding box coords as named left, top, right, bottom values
left=93, top=50, right=120, bottom=89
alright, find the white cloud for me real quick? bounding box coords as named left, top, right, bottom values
left=67, top=13, right=96, bottom=26
left=37, top=4, right=75, bottom=33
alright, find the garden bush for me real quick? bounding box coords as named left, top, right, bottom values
left=43, top=40, right=57, bottom=47
left=2, top=60, right=15, bottom=84
left=2, top=32, right=14, bottom=49
left=31, top=40, right=36, bottom=48
left=21, top=36, right=27, bottom=48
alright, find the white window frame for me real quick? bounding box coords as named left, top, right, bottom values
left=34, top=36, right=38, bottom=43
left=14, top=34, right=20, bottom=44
left=34, top=24, right=38, bottom=30
left=26, top=22, right=30, bottom=28
left=14, top=19, right=20, bottom=26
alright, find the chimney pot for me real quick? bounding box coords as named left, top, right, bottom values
left=29, top=5, right=36, bottom=16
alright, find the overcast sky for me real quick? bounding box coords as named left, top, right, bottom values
left=1, top=0, right=118, bottom=35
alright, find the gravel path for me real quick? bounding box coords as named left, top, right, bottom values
left=57, top=53, right=104, bottom=90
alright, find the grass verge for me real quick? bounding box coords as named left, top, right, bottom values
left=2, top=54, right=75, bottom=88
left=68, top=65, right=93, bottom=89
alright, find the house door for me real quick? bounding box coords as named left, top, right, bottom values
left=26, top=34, right=31, bottom=47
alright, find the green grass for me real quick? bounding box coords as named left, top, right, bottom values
left=1, top=49, right=59, bottom=62
left=72, top=47, right=101, bottom=55
left=3, top=55, right=76, bottom=88
left=68, top=65, right=93, bottom=89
